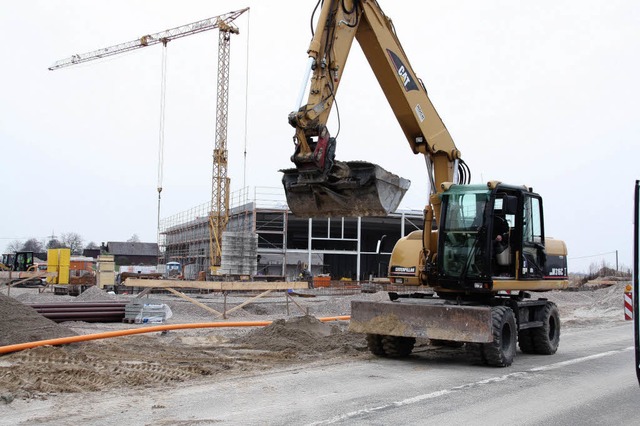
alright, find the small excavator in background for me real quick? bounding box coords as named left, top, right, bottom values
left=1, top=251, right=47, bottom=287
left=282, top=0, right=568, bottom=366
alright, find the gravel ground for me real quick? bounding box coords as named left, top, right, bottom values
left=0, top=280, right=630, bottom=403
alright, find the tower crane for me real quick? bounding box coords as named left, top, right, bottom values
left=49, top=8, right=249, bottom=276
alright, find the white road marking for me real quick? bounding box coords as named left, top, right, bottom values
left=309, top=346, right=634, bottom=425
left=530, top=347, right=633, bottom=371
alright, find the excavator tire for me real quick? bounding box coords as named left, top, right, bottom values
left=482, top=306, right=517, bottom=367
left=518, top=329, right=536, bottom=354
left=381, top=335, right=415, bottom=358
left=430, top=339, right=464, bottom=348
left=366, top=334, right=386, bottom=356
left=465, top=343, right=487, bottom=365
left=531, top=302, right=560, bottom=355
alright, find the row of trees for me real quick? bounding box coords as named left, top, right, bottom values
left=584, top=260, right=631, bottom=279
left=4, top=233, right=141, bottom=256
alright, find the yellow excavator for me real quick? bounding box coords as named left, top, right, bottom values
left=283, top=0, right=569, bottom=366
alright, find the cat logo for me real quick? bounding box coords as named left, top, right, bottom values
left=387, top=49, right=419, bottom=92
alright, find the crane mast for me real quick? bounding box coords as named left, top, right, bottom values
left=49, top=8, right=249, bottom=276
left=209, top=22, right=237, bottom=274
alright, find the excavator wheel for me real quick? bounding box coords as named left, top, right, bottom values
left=430, top=339, right=464, bottom=348
left=482, top=306, right=517, bottom=367
left=465, top=343, right=487, bottom=365
left=530, top=302, right=560, bottom=355
left=381, top=335, right=416, bottom=358
left=518, top=329, right=536, bottom=354
left=366, top=334, right=386, bottom=356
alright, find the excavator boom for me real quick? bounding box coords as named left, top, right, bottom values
left=284, top=0, right=459, bottom=218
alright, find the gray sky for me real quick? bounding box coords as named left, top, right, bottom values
left=1, top=0, right=638, bottom=273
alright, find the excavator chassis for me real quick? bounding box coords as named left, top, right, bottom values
left=349, top=300, right=494, bottom=343
left=281, top=161, right=410, bottom=217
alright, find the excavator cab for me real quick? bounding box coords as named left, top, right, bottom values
left=436, top=185, right=492, bottom=290
left=434, top=183, right=567, bottom=294
left=14, top=251, right=35, bottom=272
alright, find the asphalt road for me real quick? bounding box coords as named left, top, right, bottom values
left=3, top=323, right=639, bottom=425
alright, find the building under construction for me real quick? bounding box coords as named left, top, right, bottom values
left=159, top=187, right=423, bottom=281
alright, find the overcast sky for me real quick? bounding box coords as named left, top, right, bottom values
left=1, top=0, right=639, bottom=273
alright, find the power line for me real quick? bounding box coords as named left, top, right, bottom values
left=569, top=251, right=617, bottom=260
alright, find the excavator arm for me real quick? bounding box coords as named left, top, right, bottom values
left=283, top=0, right=464, bottom=222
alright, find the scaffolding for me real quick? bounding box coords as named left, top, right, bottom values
left=160, top=187, right=286, bottom=279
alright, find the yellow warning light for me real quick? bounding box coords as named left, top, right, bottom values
left=625, top=284, right=633, bottom=292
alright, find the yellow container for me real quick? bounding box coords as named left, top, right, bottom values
left=47, top=248, right=70, bottom=284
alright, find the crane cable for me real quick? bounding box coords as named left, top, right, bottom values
left=242, top=9, right=251, bottom=192
left=157, top=39, right=168, bottom=242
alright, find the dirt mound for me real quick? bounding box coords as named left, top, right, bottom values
left=233, top=315, right=366, bottom=355
left=0, top=316, right=366, bottom=400
left=544, top=280, right=629, bottom=328
left=12, top=291, right=75, bottom=304
left=74, top=286, right=122, bottom=302
left=0, top=293, right=76, bottom=347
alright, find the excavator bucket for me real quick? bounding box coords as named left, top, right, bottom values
left=281, top=161, right=410, bottom=217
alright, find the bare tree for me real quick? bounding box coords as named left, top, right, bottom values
left=21, top=238, right=44, bottom=253
left=5, top=240, right=24, bottom=253
left=61, top=232, right=84, bottom=255
left=127, top=234, right=141, bottom=243
left=46, top=238, right=64, bottom=249
left=85, top=241, right=100, bottom=250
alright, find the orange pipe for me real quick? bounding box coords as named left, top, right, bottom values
left=0, top=315, right=351, bottom=355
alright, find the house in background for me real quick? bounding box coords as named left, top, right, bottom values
left=105, top=242, right=158, bottom=271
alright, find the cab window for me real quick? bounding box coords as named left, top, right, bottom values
left=523, top=196, right=543, bottom=244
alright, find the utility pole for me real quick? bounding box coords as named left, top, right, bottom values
left=633, top=180, right=639, bottom=385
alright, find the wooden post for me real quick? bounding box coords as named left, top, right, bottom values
left=222, top=289, right=274, bottom=317
left=286, top=292, right=308, bottom=316
left=223, top=292, right=227, bottom=319
left=165, top=287, right=223, bottom=316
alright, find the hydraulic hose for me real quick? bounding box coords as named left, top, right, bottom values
left=0, top=315, right=351, bottom=355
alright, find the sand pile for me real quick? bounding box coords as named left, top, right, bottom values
left=0, top=293, right=76, bottom=347
left=545, top=280, right=629, bottom=327
left=12, top=290, right=75, bottom=304
left=74, top=286, right=124, bottom=302
left=233, top=315, right=365, bottom=355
